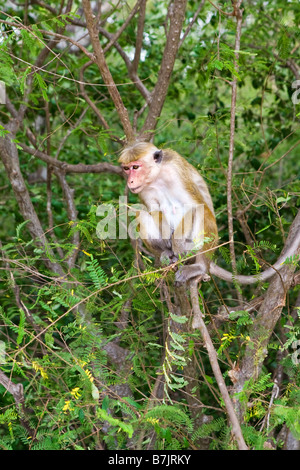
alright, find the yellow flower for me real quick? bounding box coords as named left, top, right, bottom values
left=146, top=417, right=159, bottom=425
left=63, top=400, right=74, bottom=413
left=74, top=358, right=87, bottom=367
left=84, top=369, right=94, bottom=383
left=82, top=250, right=92, bottom=257
left=70, top=387, right=81, bottom=399
left=32, top=360, right=48, bottom=379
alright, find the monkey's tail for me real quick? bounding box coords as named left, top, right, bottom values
left=209, top=234, right=300, bottom=285
left=209, top=262, right=265, bottom=285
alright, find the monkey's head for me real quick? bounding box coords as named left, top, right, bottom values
left=119, top=142, right=163, bottom=194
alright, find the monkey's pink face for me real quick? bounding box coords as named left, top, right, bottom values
left=122, top=160, right=149, bottom=193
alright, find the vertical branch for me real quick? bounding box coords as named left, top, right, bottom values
left=232, top=209, right=300, bottom=421
left=44, top=101, right=56, bottom=241
left=131, top=0, right=147, bottom=74
left=178, top=0, right=205, bottom=48
left=140, top=0, right=187, bottom=140
left=103, top=0, right=143, bottom=54
left=189, top=280, right=248, bottom=450
left=227, top=1, right=243, bottom=275
left=0, top=135, right=64, bottom=276
left=82, top=0, right=135, bottom=142
left=53, top=169, right=80, bottom=269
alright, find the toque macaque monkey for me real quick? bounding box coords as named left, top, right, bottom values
left=119, top=142, right=299, bottom=285
left=119, top=141, right=218, bottom=283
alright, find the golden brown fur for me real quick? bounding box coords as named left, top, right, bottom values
left=119, top=142, right=218, bottom=283
left=119, top=142, right=158, bottom=165
left=119, top=141, right=300, bottom=285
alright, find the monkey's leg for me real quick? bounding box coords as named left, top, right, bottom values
left=137, top=210, right=176, bottom=264
left=172, top=208, right=208, bottom=284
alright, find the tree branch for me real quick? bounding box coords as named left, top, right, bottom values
left=0, top=136, right=64, bottom=276
left=6, top=1, right=73, bottom=129
left=103, top=0, right=143, bottom=54
left=79, top=61, right=123, bottom=144
left=19, top=142, right=123, bottom=175
left=189, top=280, right=248, bottom=450
left=131, top=0, right=147, bottom=74
left=0, top=370, right=25, bottom=406
left=232, top=208, right=300, bottom=421
left=53, top=169, right=80, bottom=269
left=140, top=0, right=188, bottom=140
left=226, top=1, right=243, bottom=298
left=28, top=9, right=152, bottom=104
left=178, top=0, right=205, bottom=48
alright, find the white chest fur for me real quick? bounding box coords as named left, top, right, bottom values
left=141, top=176, right=196, bottom=232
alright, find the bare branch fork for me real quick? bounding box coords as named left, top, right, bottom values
left=0, top=135, right=64, bottom=276
left=81, top=0, right=189, bottom=142
left=82, top=0, right=135, bottom=143
left=140, top=0, right=188, bottom=140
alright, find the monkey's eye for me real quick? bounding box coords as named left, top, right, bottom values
left=123, top=166, right=129, bottom=171
left=132, top=165, right=140, bottom=170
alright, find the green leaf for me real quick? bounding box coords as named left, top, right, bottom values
left=16, top=309, right=26, bottom=345
left=34, top=72, right=49, bottom=102
left=213, top=59, right=224, bottom=70
left=169, top=313, right=188, bottom=324
left=91, top=383, right=100, bottom=400
left=97, top=408, right=133, bottom=438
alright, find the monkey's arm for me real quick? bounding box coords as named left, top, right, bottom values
left=137, top=210, right=178, bottom=264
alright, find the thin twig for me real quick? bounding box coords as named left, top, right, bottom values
left=82, top=0, right=134, bottom=142
left=179, top=0, right=205, bottom=48
left=140, top=0, right=188, bottom=139
left=0, top=136, right=64, bottom=276
left=53, top=169, right=80, bottom=269
left=103, top=0, right=142, bottom=54
left=226, top=1, right=243, bottom=299
left=19, top=142, right=123, bottom=175
left=207, top=0, right=234, bottom=17
left=131, top=0, right=147, bottom=73
left=79, top=61, right=123, bottom=143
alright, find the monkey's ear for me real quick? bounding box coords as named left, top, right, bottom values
left=153, top=150, right=163, bottom=163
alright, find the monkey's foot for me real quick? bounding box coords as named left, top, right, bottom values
left=175, top=266, right=211, bottom=285
left=194, top=273, right=211, bottom=283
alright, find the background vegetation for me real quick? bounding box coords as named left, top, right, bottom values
left=0, top=0, right=299, bottom=450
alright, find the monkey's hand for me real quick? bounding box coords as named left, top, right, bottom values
left=160, top=250, right=178, bottom=266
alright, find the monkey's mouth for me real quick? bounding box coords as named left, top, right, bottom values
left=130, top=186, right=142, bottom=193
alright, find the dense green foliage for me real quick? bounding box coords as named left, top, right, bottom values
left=0, top=0, right=299, bottom=450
